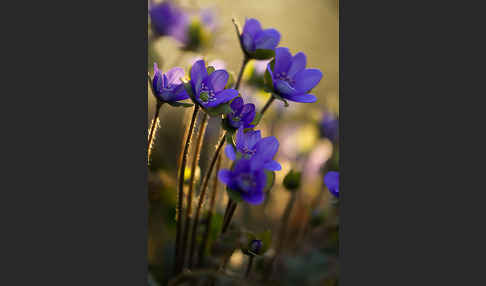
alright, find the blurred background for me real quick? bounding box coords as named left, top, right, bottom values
left=148, top=0, right=339, bottom=285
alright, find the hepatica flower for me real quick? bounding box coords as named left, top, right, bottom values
left=226, top=97, right=256, bottom=129
left=225, top=126, right=281, bottom=171
left=324, top=171, right=339, bottom=198
left=151, top=63, right=189, bottom=103
left=320, top=112, right=339, bottom=142
left=189, top=60, right=238, bottom=108
left=240, top=18, right=281, bottom=59
left=149, top=1, right=187, bottom=38
left=218, top=159, right=267, bottom=205
left=267, top=47, right=323, bottom=103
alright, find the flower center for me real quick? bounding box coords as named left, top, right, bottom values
left=200, top=83, right=216, bottom=103
left=241, top=146, right=256, bottom=159
left=238, top=173, right=256, bottom=192
left=275, top=72, right=295, bottom=86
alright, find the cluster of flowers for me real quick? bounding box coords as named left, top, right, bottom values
left=149, top=0, right=217, bottom=51
left=150, top=16, right=324, bottom=205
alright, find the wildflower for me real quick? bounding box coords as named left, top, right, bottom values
left=267, top=47, right=323, bottom=103
left=151, top=63, right=189, bottom=103
left=218, top=159, right=267, bottom=205
left=226, top=97, right=256, bottom=129
left=149, top=1, right=187, bottom=38
left=180, top=8, right=218, bottom=52
left=320, top=112, right=339, bottom=142
left=324, top=171, right=339, bottom=198
left=225, top=126, right=281, bottom=171
left=189, top=60, right=238, bottom=108
left=241, top=18, right=281, bottom=59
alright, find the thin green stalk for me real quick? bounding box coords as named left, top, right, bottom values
left=188, top=132, right=226, bottom=268
left=180, top=113, right=209, bottom=270
left=197, top=153, right=222, bottom=268
left=174, top=105, right=200, bottom=275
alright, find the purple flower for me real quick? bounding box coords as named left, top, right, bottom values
left=267, top=47, right=323, bottom=103
left=152, top=63, right=189, bottom=103
left=241, top=18, right=281, bottom=57
left=226, top=97, right=256, bottom=129
left=324, top=171, right=339, bottom=198
left=149, top=1, right=187, bottom=38
left=190, top=60, right=238, bottom=108
left=320, top=112, right=339, bottom=142
left=249, top=239, right=263, bottom=255
left=225, top=126, right=281, bottom=171
left=218, top=159, right=267, bottom=205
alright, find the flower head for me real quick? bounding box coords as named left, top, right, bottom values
left=225, top=126, right=281, bottom=171
left=152, top=63, right=189, bottom=103
left=149, top=1, right=188, bottom=38
left=226, top=97, right=256, bottom=129
left=320, top=112, right=339, bottom=142
left=218, top=159, right=267, bottom=205
left=324, top=171, right=339, bottom=198
left=189, top=60, right=238, bottom=108
left=249, top=239, right=263, bottom=255
left=241, top=18, right=281, bottom=58
left=267, top=47, right=323, bottom=103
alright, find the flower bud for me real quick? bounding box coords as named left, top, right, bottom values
left=283, top=170, right=301, bottom=191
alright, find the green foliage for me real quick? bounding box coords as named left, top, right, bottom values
left=206, top=102, right=233, bottom=117
left=264, top=170, right=275, bottom=193
left=250, top=49, right=275, bottom=60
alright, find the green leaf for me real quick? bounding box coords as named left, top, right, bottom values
left=226, top=187, right=243, bottom=203
left=264, top=170, right=275, bottom=193
left=206, top=103, right=233, bottom=117
left=167, top=101, right=194, bottom=108
left=207, top=66, right=215, bottom=75
left=250, top=49, right=275, bottom=60
left=264, top=68, right=274, bottom=91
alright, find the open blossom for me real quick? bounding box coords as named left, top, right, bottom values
left=225, top=126, right=281, bottom=171
left=324, top=171, right=339, bottom=198
left=226, top=97, right=256, bottom=129
left=268, top=47, right=323, bottom=103
left=151, top=63, right=189, bottom=103
left=149, top=1, right=187, bottom=38
left=218, top=158, right=267, bottom=205
left=241, top=18, right=281, bottom=56
left=190, top=60, right=238, bottom=108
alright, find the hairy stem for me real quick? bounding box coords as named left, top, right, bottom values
left=245, top=256, right=254, bottom=278
left=235, top=57, right=249, bottom=90
left=188, top=132, right=226, bottom=268
left=260, top=96, right=275, bottom=116
left=264, top=191, right=297, bottom=281
left=180, top=113, right=209, bottom=270
left=174, top=105, right=200, bottom=275
left=197, top=153, right=222, bottom=268
left=147, top=101, right=163, bottom=163
left=221, top=200, right=237, bottom=234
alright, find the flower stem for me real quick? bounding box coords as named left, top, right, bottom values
left=174, top=105, right=200, bottom=275
left=235, top=57, right=249, bottom=90
left=188, top=132, right=226, bottom=268
left=147, top=101, right=163, bottom=163
left=245, top=256, right=254, bottom=278
left=197, top=153, right=222, bottom=268
left=264, top=191, right=297, bottom=281
left=222, top=200, right=237, bottom=234
left=180, top=113, right=209, bottom=270
left=260, top=96, right=276, bottom=116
